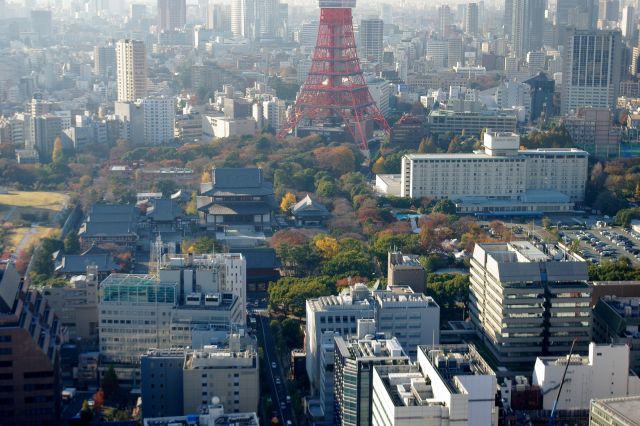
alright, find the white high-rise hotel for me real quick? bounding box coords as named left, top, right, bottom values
left=116, top=39, right=147, bottom=102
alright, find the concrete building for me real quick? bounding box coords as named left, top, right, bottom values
left=511, top=0, right=544, bottom=57
left=334, top=334, right=410, bottom=426
left=114, top=100, right=145, bottom=145
left=590, top=396, right=640, bottom=425
left=470, top=242, right=592, bottom=370
left=463, top=2, right=479, bottom=35
left=157, top=0, right=186, bottom=32
left=593, top=296, right=640, bottom=373
left=400, top=131, right=588, bottom=214
left=42, top=266, right=99, bottom=341
left=94, top=43, right=116, bottom=79
left=142, top=97, right=175, bottom=145
left=0, top=263, right=64, bottom=425
left=182, top=337, right=259, bottom=414
left=525, top=72, right=555, bottom=122
left=27, top=114, right=62, bottom=161
left=563, top=107, right=620, bottom=159
left=561, top=30, right=621, bottom=115
left=533, top=343, right=640, bottom=411
left=116, top=39, right=147, bottom=102
left=371, top=344, right=498, bottom=426
left=427, top=109, right=518, bottom=137
left=143, top=402, right=258, bottom=426
left=141, top=348, right=185, bottom=418
left=305, top=283, right=440, bottom=391
left=359, top=18, right=384, bottom=63
left=202, top=114, right=256, bottom=138
left=387, top=251, right=425, bottom=294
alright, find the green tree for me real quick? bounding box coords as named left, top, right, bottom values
left=102, top=365, right=119, bottom=399
left=431, top=199, right=456, bottom=214
left=281, top=318, right=303, bottom=349
left=64, top=232, right=81, bottom=254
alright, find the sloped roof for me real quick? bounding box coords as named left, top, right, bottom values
left=147, top=198, right=183, bottom=222
left=292, top=194, right=330, bottom=217
left=56, top=254, right=119, bottom=274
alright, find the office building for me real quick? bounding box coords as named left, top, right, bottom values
left=524, top=72, right=555, bottom=122
left=360, top=18, right=384, bottom=63
left=0, top=263, right=64, bottom=425
left=399, top=131, right=588, bottom=213
left=305, top=283, right=439, bottom=391
left=207, top=3, right=231, bottom=32
left=533, top=343, right=640, bottom=411
left=30, top=9, right=52, bottom=38
left=563, top=107, right=620, bottom=159
left=142, top=97, right=175, bottom=145
left=157, top=0, right=186, bottom=31
left=590, top=396, right=640, bottom=425
left=464, top=3, right=479, bottom=35
left=141, top=348, right=185, bottom=418
left=622, top=6, right=635, bottom=40
left=427, top=109, right=518, bottom=136
left=387, top=251, right=425, bottom=294
left=42, top=266, right=99, bottom=341
left=511, top=0, right=544, bottom=57
left=470, top=241, right=592, bottom=370
left=438, top=5, right=452, bottom=38
left=593, top=296, right=640, bottom=373
left=94, top=43, right=116, bottom=79
left=561, top=30, right=621, bottom=114
left=182, top=338, right=258, bottom=414
left=371, top=344, right=498, bottom=426
left=318, top=331, right=338, bottom=423
left=141, top=333, right=258, bottom=418
left=116, top=39, right=147, bottom=102
left=556, top=0, right=597, bottom=45
left=334, top=334, right=410, bottom=426
left=598, top=0, right=619, bottom=24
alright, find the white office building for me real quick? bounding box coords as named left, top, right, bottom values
left=305, top=284, right=439, bottom=392
left=533, top=343, right=640, bottom=411
left=371, top=344, right=499, bottom=426
left=399, top=131, right=588, bottom=214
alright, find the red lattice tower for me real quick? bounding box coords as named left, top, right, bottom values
left=277, top=0, right=390, bottom=152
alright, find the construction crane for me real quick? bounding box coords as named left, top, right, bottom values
left=548, top=339, right=577, bottom=426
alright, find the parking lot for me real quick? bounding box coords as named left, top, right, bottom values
left=560, top=225, right=640, bottom=266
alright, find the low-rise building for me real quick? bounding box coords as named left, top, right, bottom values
left=42, top=266, right=99, bottom=341
left=291, top=194, right=330, bottom=227
left=590, top=396, right=640, bottom=425
left=387, top=251, right=426, bottom=293
left=427, top=109, right=517, bottom=137
left=533, top=343, right=640, bottom=411
left=400, top=131, right=588, bottom=215
left=371, top=344, right=498, bottom=426
left=202, top=114, right=256, bottom=138
left=143, top=401, right=258, bottom=426
left=593, top=296, right=640, bottom=373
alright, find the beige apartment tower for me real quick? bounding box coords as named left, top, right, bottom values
left=116, top=39, right=147, bottom=102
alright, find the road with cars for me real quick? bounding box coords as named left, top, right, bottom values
left=255, top=312, right=296, bottom=426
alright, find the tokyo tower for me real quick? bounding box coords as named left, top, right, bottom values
left=277, top=0, right=390, bottom=153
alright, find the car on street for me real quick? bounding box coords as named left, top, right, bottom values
left=272, top=362, right=277, bottom=369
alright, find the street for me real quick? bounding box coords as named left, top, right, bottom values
left=255, top=312, right=297, bottom=426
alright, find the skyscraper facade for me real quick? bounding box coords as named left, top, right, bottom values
left=116, top=39, right=147, bottom=102
left=157, top=0, right=186, bottom=32
left=464, top=2, right=479, bottom=35
left=561, top=29, right=621, bottom=114
left=360, top=18, right=384, bottom=63
left=511, top=0, right=544, bottom=57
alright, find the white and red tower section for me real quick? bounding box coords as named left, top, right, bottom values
left=277, top=0, right=390, bottom=152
